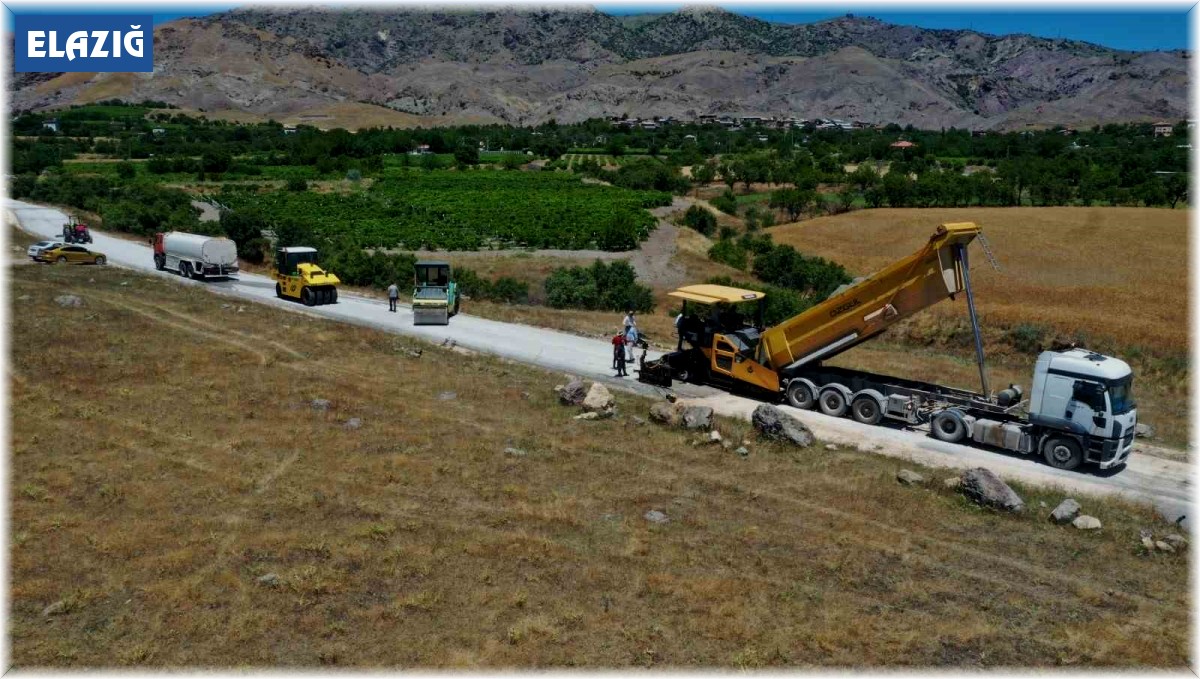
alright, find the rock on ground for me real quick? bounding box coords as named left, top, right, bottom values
left=504, top=447, right=527, bottom=457
left=708, top=430, right=722, bottom=444
left=896, top=470, right=925, bottom=486
left=343, top=417, right=362, bottom=430
left=1164, top=533, right=1188, bottom=549
left=1049, top=499, right=1082, bottom=525
left=943, top=477, right=962, bottom=490
left=582, top=383, right=615, bottom=413
left=680, top=404, right=714, bottom=430
left=1135, top=423, right=1156, bottom=439
left=649, top=401, right=713, bottom=430
left=574, top=412, right=601, bottom=421
left=310, top=398, right=332, bottom=411
left=41, top=600, right=67, bottom=616
left=257, top=573, right=281, bottom=587
left=751, top=404, right=814, bottom=447
left=644, top=510, right=669, bottom=524
left=437, top=391, right=457, bottom=401
left=735, top=446, right=749, bottom=457
left=557, top=379, right=588, bottom=406
left=54, top=294, right=83, bottom=307
left=1154, top=540, right=1175, bottom=553
left=959, top=468, right=1025, bottom=513
left=1072, top=515, right=1102, bottom=530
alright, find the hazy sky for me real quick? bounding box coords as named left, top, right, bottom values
left=3, top=4, right=1191, bottom=52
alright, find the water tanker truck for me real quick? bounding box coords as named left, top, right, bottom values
left=153, top=232, right=239, bottom=279
left=638, top=223, right=1136, bottom=472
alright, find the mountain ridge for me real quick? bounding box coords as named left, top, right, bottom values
left=9, top=7, right=1188, bottom=130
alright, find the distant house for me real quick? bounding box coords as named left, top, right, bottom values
left=639, top=121, right=658, bottom=130
left=282, top=124, right=297, bottom=135
left=683, top=134, right=697, bottom=142
left=409, top=144, right=432, bottom=155
left=757, top=135, right=768, bottom=143
left=1153, top=121, right=1174, bottom=137
left=42, top=118, right=59, bottom=133
left=889, top=140, right=917, bottom=149
left=151, top=127, right=166, bottom=136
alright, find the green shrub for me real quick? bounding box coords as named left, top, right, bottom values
left=545, top=260, right=653, bottom=313
left=711, top=189, right=738, bottom=215
left=708, top=239, right=749, bottom=270
left=456, top=267, right=530, bottom=304
left=752, top=244, right=851, bottom=299
left=682, top=205, right=716, bottom=236
left=1007, top=323, right=1049, bottom=354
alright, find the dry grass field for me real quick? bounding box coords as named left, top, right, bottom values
left=768, top=207, right=1188, bottom=361
left=8, top=260, right=1189, bottom=668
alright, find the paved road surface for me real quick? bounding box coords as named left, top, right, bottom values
left=8, top=199, right=1191, bottom=526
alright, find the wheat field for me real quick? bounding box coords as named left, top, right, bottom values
left=768, top=207, right=1188, bottom=359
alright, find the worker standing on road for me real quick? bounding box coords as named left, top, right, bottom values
left=612, top=331, right=628, bottom=377
left=622, top=310, right=638, bottom=360
left=387, top=282, right=399, bottom=312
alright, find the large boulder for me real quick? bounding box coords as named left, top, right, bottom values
left=751, top=404, right=815, bottom=447
left=679, top=404, right=714, bottom=430
left=557, top=379, right=587, bottom=406
left=581, top=383, right=615, bottom=414
left=959, top=467, right=1025, bottom=513
left=649, top=402, right=681, bottom=426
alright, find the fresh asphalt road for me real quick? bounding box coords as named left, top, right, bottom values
left=8, top=199, right=1192, bottom=527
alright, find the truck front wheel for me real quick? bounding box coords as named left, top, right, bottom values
left=1043, top=437, right=1083, bottom=471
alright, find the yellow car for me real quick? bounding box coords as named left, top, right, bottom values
left=37, top=244, right=107, bottom=265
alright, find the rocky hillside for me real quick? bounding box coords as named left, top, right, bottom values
left=10, top=6, right=1189, bottom=130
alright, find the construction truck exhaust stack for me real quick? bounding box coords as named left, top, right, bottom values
left=639, top=222, right=1137, bottom=472
left=273, top=246, right=340, bottom=306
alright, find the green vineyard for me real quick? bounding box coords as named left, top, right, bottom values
left=219, top=170, right=671, bottom=251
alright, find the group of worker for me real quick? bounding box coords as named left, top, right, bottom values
left=611, top=310, right=641, bottom=377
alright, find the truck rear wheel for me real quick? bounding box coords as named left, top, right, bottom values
left=154, top=254, right=165, bottom=271
left=301, top=287, right=315, bottom=306
left=818, top=387, right=849, bottom=417
left=786, top=380, right=816, bottom=410
left=851, top=397, right=883, bottom=425
left=931, top=410, right=967, bottom=443
left=1043, top=437, right=1083, bottom=471
left=276, top=283, right=284, bottom=299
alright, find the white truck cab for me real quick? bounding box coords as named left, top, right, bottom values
left=1028, top=348, right=1136, bottom=469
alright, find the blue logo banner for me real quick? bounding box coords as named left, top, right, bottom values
left=14, top=14, right=154, bottom=72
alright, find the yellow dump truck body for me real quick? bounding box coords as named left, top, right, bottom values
left=760, top=222, right=981, bottom=374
